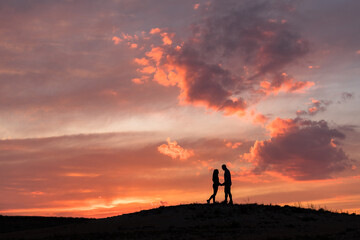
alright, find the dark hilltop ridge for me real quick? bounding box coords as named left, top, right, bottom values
left=1, top=203, right=360, bottom=240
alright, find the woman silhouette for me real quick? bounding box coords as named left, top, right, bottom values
left=207, top=169, right=220, bottom=204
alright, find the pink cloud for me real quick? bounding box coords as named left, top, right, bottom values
left=243, top=118, right=353, bottom=180
left=145, top=47, right=164, bottom=63
left=131, top=76, right=148, bottom=85
left=134, top=58, right=150, bottom=66
left=308, top=65, right=320, bottom=69
left=160, top=32, right=174, bottom=45
left=224, top=140, right=243, bottom=149
left=266, top=117, right=298, bottom=137
left=130, top=43, right=138, bottom=49
left=158, top=137, right=194, bottom=160
left=259, top=73, right=314, bottom=95
left=296, top=98, right=332, bottom=117
left=252, top=113, right=270, bottom=125
left=125, top=1, right=313, bottom=117
left=112, top=36, right=122, bottom=45
left=138, top=66, right=156, bottom=74
left=150, top=28, right=161, bottom=34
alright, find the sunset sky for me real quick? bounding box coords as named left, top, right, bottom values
left=1, top=0, right=360, bottom=218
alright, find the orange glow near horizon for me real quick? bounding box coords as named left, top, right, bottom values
left=3, top=174, right=360, bottom=218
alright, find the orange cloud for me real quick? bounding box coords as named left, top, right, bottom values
left=259, top=73, right=314, bottom=95
left=330, top=138, right=337, bottom=148
left=134, top=58, right=150, bottom=66
left=131, top=76, right=149, bottom=85
left=308, top=106, right=317, bottom=113
left=112, top=36, right=122, bottom=45
left=146, top=47, right=164, bottom=63
left=150, top=28, right=161, bottom=34
left=161, top=32, right=173, bottom=45
left=282, top=79, right=314, bottom=93
left=121, top=33, right=136, bottom=41
left=31, top=191, right=45, bottom=196
left=308, top=65, right=320, bottom=69
left=158, top=137, right=194, bottom=160
left=153, top=68, right=177, bottom=86
left=266, top=117, right=297, bottom=137
left=224, top=140, right=242, bottom=149
left=100, top=89, right=118, bottom=96
left=63, top=172, right=100, bottom=177
left=242, top=140, right=265, bottom=164
left=131, top=78, right=143, bottom=84
left=253, top=113, right=270, bottom=125
left=138, top=66, right=156, bottom=74
left=130, top=43, right=138, bottom=49
left=296, top=98, right=332, bottom=117
left=310, top=98, right=320, bottom=104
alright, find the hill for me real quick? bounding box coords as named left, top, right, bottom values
left=1, top=203, right=360, bottom=240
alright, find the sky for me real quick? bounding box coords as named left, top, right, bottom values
left=0, top=0, right=360, bottom=218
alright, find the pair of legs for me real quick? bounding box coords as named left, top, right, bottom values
left=207, top=184, right=218, bottom=203
left=224, top=185, right=233, bottom=204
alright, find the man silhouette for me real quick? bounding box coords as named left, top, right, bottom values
left=221, top=164, right=233, bottom=204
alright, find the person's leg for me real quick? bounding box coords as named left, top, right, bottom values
left=208, top=185, right=217, bottom=203
left=213, top=186, right=218, bottom=203
left=209, top=194, right=215, bottom=201
left=229, top=188, right=233, bottom=204
left=207, top=190, right=213, bottom=203
left=224, top=186, right=229, bottom=203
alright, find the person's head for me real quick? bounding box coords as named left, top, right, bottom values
left=222, top=164, right=227, bottom=170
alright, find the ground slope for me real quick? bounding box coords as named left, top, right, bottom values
left=1, top=204, right=360, bottom=240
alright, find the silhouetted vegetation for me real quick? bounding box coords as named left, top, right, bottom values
left=0, top=215, right=91, bottom=234
left=1, top=204, right=360, bottom=240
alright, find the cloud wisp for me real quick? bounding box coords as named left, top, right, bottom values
left=297, top=92, right=355, bottom=117
left=296, top=98, right=332, bottom=117
left=158, top=138, right=194, bottom=160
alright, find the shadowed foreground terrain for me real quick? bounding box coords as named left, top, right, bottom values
left=1, top=204, right=360, bottom=240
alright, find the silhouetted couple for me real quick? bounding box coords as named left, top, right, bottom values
left=207, top=164, right=233, bottom=204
